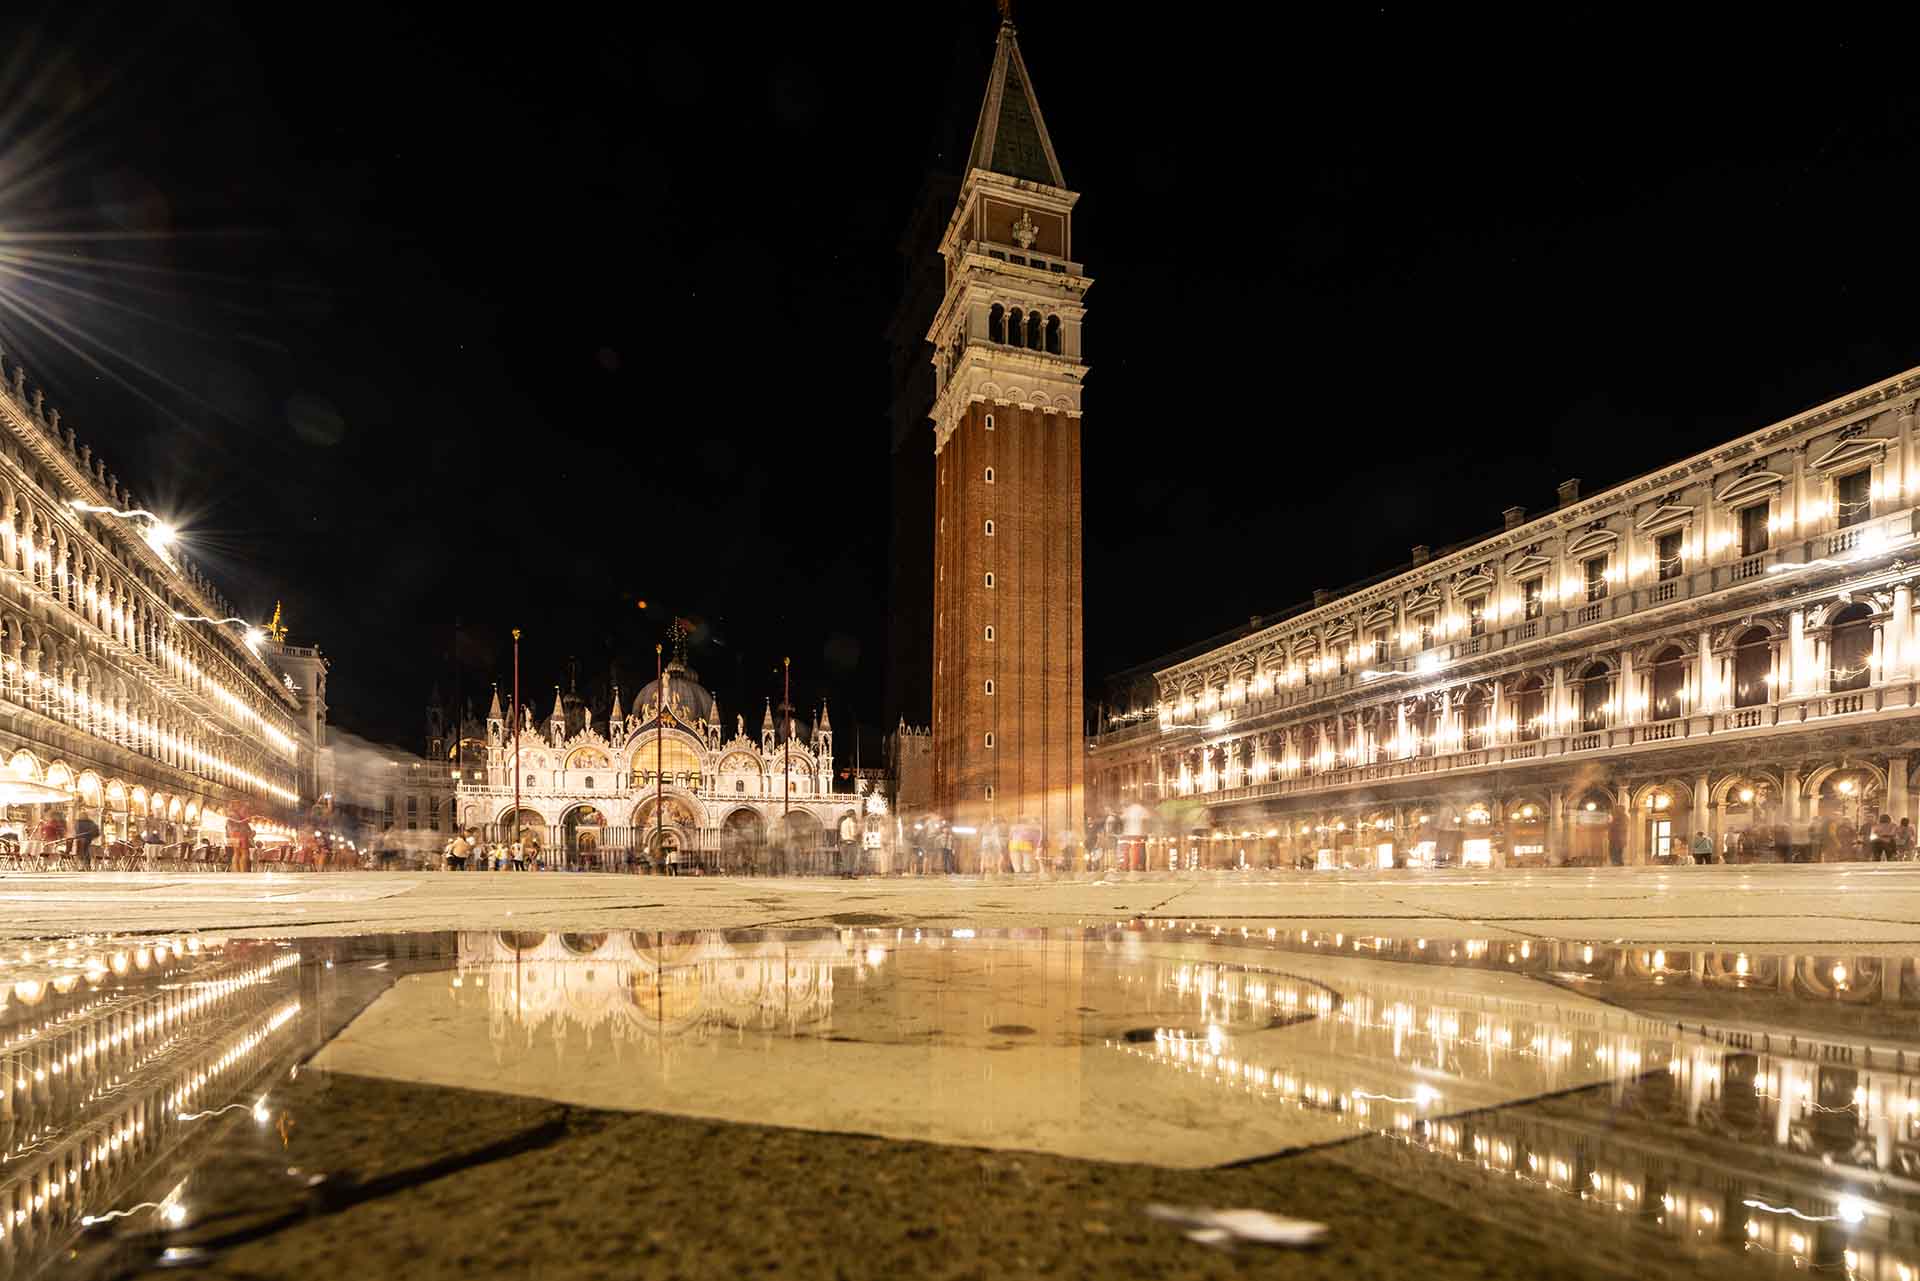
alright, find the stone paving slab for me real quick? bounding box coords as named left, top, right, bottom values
left=0, top=864, right=1916, bottom=944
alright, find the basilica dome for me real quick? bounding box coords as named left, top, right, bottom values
left=633, top=662, right=716, bottom=726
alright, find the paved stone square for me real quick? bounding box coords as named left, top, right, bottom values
left=0, top=864, right=1915, bottom=943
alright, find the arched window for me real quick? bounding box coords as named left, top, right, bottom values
left=1007, top=308, right=1024, bottom=348
left=1830, top=603, right=1873, bottom=692
left=1461, top=686, right=1491, bottom=744
left=1514, top=676, right=1545, bottom=740
left=1026, top=310, right=1042, bottom=349
left=984, top=679, right=995, bottom=696
left=1649, top=644, right=1687, bottom=720
left=985, top=572, right=995, bottom=588
left=584, top=776, right=594, bottom=789
left=984, top=732, right=994, bottom=748
left=1733, top=627, right=1771, bottom=707
left=984, top=519, right=995, bottom=536
left=1580, top=662, right=1611, bottom=732
left=988, top=304, right=1004, bottom=344
left=984, top=466, right=994, bottom=483
left=1045, top=314, right=1061, bottom=354
left=984, top=414, right=994, bottom=431
left=984, top=625, right=994, bottom=641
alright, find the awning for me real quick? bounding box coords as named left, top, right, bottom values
left=0, top=779, right=76, bottom=805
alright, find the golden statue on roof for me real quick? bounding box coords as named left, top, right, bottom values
left=266, top=600, right=288, bottom=644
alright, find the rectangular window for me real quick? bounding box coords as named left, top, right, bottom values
left=1370, top=627, right=1390, bottom=663
left=1522, top=577, right=1543, bottom=620
left=1418, top=613, right=1436, bottom=650
left=1656, top=529, right=1684, bottom=581
left=1837, top=469, right=1871, bottom=529
left=1584, top=555, right=1609, bottom=602
left=1466, top=596, right=1486, bottom=637
left=1740, top=502, right=1769, bottom=557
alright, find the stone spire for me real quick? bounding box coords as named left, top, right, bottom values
left=818, top=700, right=832, bottom=731
left=965, top=12, right=1065, bottom=187
left=610, top=684, right=624, bottom=723
left=487, top=684, right=503, bottom=720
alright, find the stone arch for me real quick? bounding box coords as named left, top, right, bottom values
left=7, top=748, right=40, bottom=781
left=1710, top=769, right=1784, bottom=806
left=1800, top=759, right=1886, bottom=802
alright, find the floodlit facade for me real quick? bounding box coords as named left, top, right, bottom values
left=1089, top=365, right=1920, bottom=869
left=0, top=354, right=318, bottom=850
left=453, top=643, right=866, bottom=866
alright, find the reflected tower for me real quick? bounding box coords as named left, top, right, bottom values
left=928, top=14, right=1088, bottom=866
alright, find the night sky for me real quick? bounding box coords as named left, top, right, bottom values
left=6, top=5, right=1920, bottom=752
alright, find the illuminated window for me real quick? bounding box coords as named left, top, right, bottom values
left=1739, top=502, right=1769, bottom=557
left=985, top=572, right=995, bottom=588
left=1466, top=596, right=1486, bottom=637
left=984, top=732, right=994, bottom=748
left=1584, top=555, right=1609, bottom=602
left=1656, top=529, right=1684, bottom=580
left=1522, top=576, right=1543, bottom=620
left=1418, top=613, right=1436, bottom=650
left=984, top=679, right=995, bottom=696
left=1836, top=468, right=1871, bottom=529
left=985, top=785, right=994, bottom=800
left=984, top=519, right=995, bottom=536
left=1371, top=627, right=1389, bottom=662
left=984, top=467, right=994, bottom=483
left=984, top=625, right=994, bottom=641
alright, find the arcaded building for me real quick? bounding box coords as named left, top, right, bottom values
left=0, top=349, right=319, bottom=851
left=1088, top=365, right=1920, bottom=869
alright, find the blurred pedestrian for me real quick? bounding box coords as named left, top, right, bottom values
left=1689, top=829, right=1713, bottom=865
left=73, top=815, right=99, bottom=869
left=1899, top=817, right=1916, bottom=860
left=1871, top=813, right=1896, bottom=860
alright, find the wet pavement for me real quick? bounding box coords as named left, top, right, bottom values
left=0, top=892, right=1916, bottom=1276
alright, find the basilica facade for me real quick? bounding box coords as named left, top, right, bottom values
left=1088, top=364, right=1920, bottom=870
left=453, top=645, right=864, bottom=866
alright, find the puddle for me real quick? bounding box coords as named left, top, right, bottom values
left=0, top=925, right=1914, bottom=1277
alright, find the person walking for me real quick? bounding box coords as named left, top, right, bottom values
left=1899, top=817, right=1916, bottom=861
left=73, top=815, right=99, bottom=870
left=1871, top=813, right=1897, bottom=861
left=1689, top=829, right=1714, bottom=865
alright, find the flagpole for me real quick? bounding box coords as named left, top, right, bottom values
left=783, top=656, right=791, bottom=876
left=511, top=628, right=521, bottom=863
left=655, top=641, right=664, bottom=873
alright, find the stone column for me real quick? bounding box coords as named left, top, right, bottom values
left=1784, top=766, right=1802, bottom=824
left=1618, top=649, right=1636, bottom=726
left=1890, top=755, right=1910, bottom=825
left=1789, top=608, right=1808, bottom=694
left=1622, top=782, right=1641, bottom=865
left=1697, top=628, right=1715, bottom=713
left=1548, top=787, right=1565, bottom=864
left=1894, top=581, right=1914, bottom=679
left=1693, top=772, right=1710, bottom=846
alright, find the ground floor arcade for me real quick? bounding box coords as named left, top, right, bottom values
left=1097, top=729, right=1920, bottom=872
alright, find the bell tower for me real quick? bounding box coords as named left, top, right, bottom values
left=928, top=11, right=1087, bottom=869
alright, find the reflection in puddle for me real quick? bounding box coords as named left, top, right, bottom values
left=0, top=925, right=1911, bottom=1276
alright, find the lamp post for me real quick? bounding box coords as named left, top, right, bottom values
left=511, top=628, right=521, bottom=865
